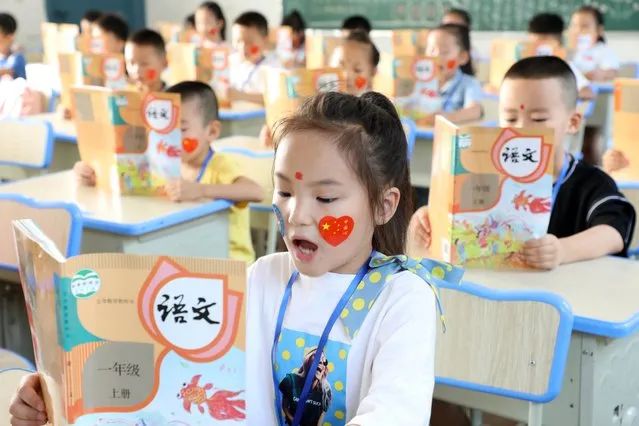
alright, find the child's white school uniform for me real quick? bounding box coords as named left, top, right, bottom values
left=230, top=52, right=281, bottom=94
left=572, top=41, right=620, bottom=75
left=567, top=61, right=591, bottom=91
left=245, top=252, right=463, bottom=426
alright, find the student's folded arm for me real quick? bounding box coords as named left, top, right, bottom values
left=440, top=78, right=484, bottom=123
left=231, top=88, right=265, bottom=105
left=347, top=280, right=437, bottom=426
left=560, top=189, right=636, bottom=263
left=439, top=103, right=483, bottom=124
left=200, top=176, right=264, bottom=203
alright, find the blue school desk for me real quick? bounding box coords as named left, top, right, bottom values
left=435, top=257, right=639, bottom=426
left=0, top=171, right=232, bottom=275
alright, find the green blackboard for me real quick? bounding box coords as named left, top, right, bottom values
left=284, top=0, right=639, bottom=31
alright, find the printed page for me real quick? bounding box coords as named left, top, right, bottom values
left=55, top=253, right=246, bottom=425
left=12, top=219, right=68, bottom=426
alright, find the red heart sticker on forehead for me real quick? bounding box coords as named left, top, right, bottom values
left=145, top=69, right=157, bottom=81
left=355, top=76, right=367, bottom=90
left=446, top=59, right=457, bottom=70
left=249, top=45, right=260, bottom=56
left=182, top=138, right=199, bottom=153
left=319, top=216, right=354, bottom=247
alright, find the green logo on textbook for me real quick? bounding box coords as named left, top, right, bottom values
left=71, top=269, right=101, bottom=299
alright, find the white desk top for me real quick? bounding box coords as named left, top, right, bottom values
left=0, top=171, right=231, bottom=236
left=30, top=112, right=77, bottom=140
left=464, top=257, right=639, bottom=337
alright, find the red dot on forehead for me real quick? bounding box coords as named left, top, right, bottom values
left=294, top=172, right=303, bottom=180
left=520, top=104, right=525, bottom=110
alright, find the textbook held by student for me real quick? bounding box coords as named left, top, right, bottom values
left=12, top=219, right=246, bottom=426
left=429, top=117, right=554, bottom=268
left=71, top=86, right=182, bottom=195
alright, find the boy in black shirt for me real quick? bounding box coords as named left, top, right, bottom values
left=407, top=56, right=635, bottom=270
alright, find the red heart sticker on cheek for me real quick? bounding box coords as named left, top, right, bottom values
left=319, top=216, right=354, bottom=247
left=182, top=138, right=199, bottom=153
left=447, top=59, right=457, bottom=70
left=355, top=76, right=367, bottom=90
left=209, top=28, right=218, bottom=35
left=145, top=69, right=157, bottom=80
left=249, top=45, right=260, bottom=56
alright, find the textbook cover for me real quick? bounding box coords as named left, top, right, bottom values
left=41, top=23, right=79, bottom=65
left=263, top=67, right=344, bottom=129
left=13, top=219, right=247, bottom=426
left=71, top=86, right=182, bottom=195
left=375, top=55, right=441, bottom=126
left=58, top=53, right=128, bottom=111
left=167, top=43, right=231, bottom=108
left=305, top=31, right=342, bottom=69
left=488, top=39, right=566, bottom=90
left=611, top=78, right=639, bottom=181
left=429, top=116, right=554, bottom=268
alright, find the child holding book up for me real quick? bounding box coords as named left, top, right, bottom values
left=74, top=82, right=263, bottom=264
left=10, top=91, right=462, bottom=426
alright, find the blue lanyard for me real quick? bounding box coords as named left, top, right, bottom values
left=271, top=252, right=373, bottom=426
left=551, top=153, right=571, bottom=208
left=196, top=149, right=214, bottom=183
left=441, top=72, right=463, bottom=112
left=241, top=56, right=266, bottom=90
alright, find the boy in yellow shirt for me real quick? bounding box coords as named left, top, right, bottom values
left=74, top=81, right=263, bottom=264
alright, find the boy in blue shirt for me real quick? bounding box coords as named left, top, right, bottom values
left=0, top=13, right=26, bottom=80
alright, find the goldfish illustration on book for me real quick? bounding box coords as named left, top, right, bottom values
left=512, top=190, right=551, bottom=213
left=178, top=375, right=246, bottom=421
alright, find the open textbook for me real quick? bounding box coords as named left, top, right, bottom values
left=13, top=220, right=246, bottom=425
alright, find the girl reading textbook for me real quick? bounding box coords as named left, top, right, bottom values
left=9, top=91, right=463, bottom=426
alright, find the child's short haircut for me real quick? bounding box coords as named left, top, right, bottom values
left=166, top=81, right=219, bottom=123
left=273, top=91, right=412, bottom=255
left=341, top=15, right=372, bottom=34
left=185, top=13, right=196, bottom=28
left=96, top=13, right=129, bottom=42
left=444, top=8, right=472, bottom=27
left=504, top=56, right=578, bottom=108
left=346, top=30, right=380, bottom=67
left=0, top=13, right=17, bottom=36
left=128, top=29, right=166, bottom=56
left=82, top=9, right=103, bottom=23
left=234, top=11, right=268, bottom=37
left=528, top=13, right=564, bottom=40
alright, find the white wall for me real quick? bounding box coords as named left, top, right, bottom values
left=4, top=0, right=639, bottom=62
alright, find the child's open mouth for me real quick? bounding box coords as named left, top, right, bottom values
left=292, top=239, right=318, bottom=262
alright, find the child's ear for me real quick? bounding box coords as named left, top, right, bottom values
left=567, top=111, right=583, bottom=135
left=207, top=119, right=222, bottom=141
left=376, top=187, right=401, bottom=226
left=459, top=50, right=470, bottom=66
left=372, top=66, right=378, bottom=78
